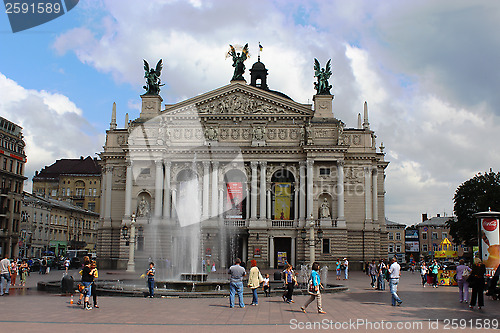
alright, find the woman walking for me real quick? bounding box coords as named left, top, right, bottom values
left=283, top=264, right=297, bottom=303
left=90, top=260, right=99, bottom=308
left=420, top=262, right=428, bottom=287
left=247, top=260, right=263, bottom=306
left=301, top=262, right=326, bottom=314
left=10, top=260, right=18, bottom=286
left=468, top=258, right=486, bottom=309
left=429, top=259, right=440, bottom=288
left=456, top=259, right=471, bottom=303
left=19, top=260, right=29, bottom=287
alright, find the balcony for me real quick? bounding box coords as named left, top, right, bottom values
left=271, top=220, right=296, bottom=228
left=224, top=219, right=247, bottom=227
left=0, top=188, right=9, bottom=196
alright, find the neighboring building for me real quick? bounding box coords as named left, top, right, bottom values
left=0, top=116, right=27, bottom=258
left=21, top=192, right=99, bottom=257
left=386, top=218, right=406, bottom=263
left=98, top=57, right=389, bottom=270
left=416, top=213, right=468, bottom=261
left=32, top=156, right=101, bottom=212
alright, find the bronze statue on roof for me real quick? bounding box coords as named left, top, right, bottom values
left=227, top=44, right=250, bottom=81
left=314, top=58, right=332, bottom=95
left=143, top=59, right=164, bottom=95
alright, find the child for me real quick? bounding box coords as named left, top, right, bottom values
left=147, top=262, right=155, bottom=298
left=263, top=274, right=270, bottom=297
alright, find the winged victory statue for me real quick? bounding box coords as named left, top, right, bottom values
left=313, top=58, right=332, bottom=95
left=226, top=43, right=250, bottom=81
left=143, top=59, right=164, bottom=95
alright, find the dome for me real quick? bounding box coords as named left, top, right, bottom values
left=251, top=61, right=266, bottom=70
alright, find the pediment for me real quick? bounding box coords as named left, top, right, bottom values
left=162, top=82, right=313, bottom=118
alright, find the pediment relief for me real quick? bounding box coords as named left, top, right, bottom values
left=163, top=84, right=312, bottom=118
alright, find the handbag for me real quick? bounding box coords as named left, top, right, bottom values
left=462, top=268, right=471, bottom=279
left=308, top=278, right=318, bottom=294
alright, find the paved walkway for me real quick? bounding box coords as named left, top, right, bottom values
left=0, top=269, right=498, bottom=332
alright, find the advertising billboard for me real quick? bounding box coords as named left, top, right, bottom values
left=480, top=217, right=500, bottom=275
left=226, top=182, right=243, bottom=219
left=405, top=229, right=419, bottom=240
left=274, top=183, right=292, bottom=220
left=405, top=241, right=420, bottom=252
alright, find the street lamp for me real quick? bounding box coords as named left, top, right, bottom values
left=124, top=212, right=136, bottom=272
left=301, top=214, right=323, bottom=264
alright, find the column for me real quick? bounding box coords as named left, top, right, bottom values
left=100, top=170, right=106, bottom=218
left=299, top=161, right=306, bottom=220
left=259, top=162, right=267, bottom=219
left=104, top=166, right=113, bottom=220
left=372, top=167, right=378, bottom=222
left=269, top=236, right=275, bottom=268
left=154, top=159, right=163, bottom=218
left=163, top=161, right=171, bottom=219
left=251, top=162, right=258, bottom=219
left=171, top=187, right=177, bottom=219
left=291, top=237, right=296, bottom=267
left=219, top=188, right=224, bottom=218
left=202, top=161, right=210, bottom=219
left=242, top=237, right=247, bottom=263
left=245, top=183, right=250, bottom=220
left=364, top=167, right=372, bottom=222
left=337, top=160, right=345, bottom=221
left=306, top=160, right=314, bottom=219
left=294, top=185, right=299, bottom=221
left=211, top=161, right=219, bottom=218
left=124, top=161, right=133, bottom=217
left=266, top=187, right=271, bottom=220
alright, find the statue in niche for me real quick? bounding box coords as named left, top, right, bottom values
left=226, top=44, right=250, bottom=81
left=143, top=59, right=164, bottom=95
left=137, top=196, right=150, bottom=217
left=253, top=126, right=265, bottom=141
left=313, top=58, right=332, bottom=95
left=320, top=198, right=331, bottom=218
left=204, top=126, right=219, bottom=141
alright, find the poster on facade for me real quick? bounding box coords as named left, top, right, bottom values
left=277, top=251, right=287, bottom=267
left=274, top=183, right=291, bottom=220
left=405, top=241, right=419, bottom=252
left=480, top=217, right=499, bottom=275
left=405, top=229, right=419, bottom=240
left=226, top=182, right=243, bottom=219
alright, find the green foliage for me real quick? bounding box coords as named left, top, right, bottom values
left=448, top=170, right=500, bottom=246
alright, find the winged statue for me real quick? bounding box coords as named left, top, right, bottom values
left=226, top=43, right=250, bottom=81
left=313, top=58, right=332, bottom=95
left=143, top=59, right=164, bottom=95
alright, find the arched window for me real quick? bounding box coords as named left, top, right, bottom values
left=271, top=169, right=295, bottom=220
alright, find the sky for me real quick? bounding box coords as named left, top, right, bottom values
left=1, top=0, right=499, bottom=226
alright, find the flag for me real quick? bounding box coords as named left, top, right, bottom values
left=259, top=42, right=263, bottom=51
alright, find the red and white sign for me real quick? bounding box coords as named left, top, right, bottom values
left=483, top=218, right=498, bottom=232
left=481, top=217, right=500, bottom=275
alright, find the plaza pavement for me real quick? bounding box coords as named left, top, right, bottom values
left=0, top=268, right=498, bottom=333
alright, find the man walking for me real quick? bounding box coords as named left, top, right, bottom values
left=0, top=255, right=11, bottom=295
left=343, top=258, right=349, bottom=280
left=228, top=258, right=246, bottom=308
left=388, top=257, right=402, bottom=306
left=368, top=260, right=377, bottom=288
left=146, top=262, right=155, bottom=298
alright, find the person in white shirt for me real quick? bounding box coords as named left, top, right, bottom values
left=388, top=257, right=402, bottom=306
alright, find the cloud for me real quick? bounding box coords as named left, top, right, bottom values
left=0, top=73, right=103, bottom=191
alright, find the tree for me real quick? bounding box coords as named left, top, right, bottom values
left=448, top=170, right=500, bottom=247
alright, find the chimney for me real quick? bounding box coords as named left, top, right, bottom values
left=422, top=213, right=428, bottom=222
left=437, top=213, right=440, bottom=217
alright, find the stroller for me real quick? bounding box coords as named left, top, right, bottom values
left=485, top=264, right=500, bottom=300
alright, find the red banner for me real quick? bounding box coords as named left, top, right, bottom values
left=226, top=182, right=243, bottom=219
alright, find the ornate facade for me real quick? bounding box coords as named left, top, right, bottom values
left=98, top=59, right=389, bottom=271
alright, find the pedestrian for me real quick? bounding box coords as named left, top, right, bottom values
left=0, top=255, right=11, bottom=295
left=429, top=259, right=440, bottom=288
left=79, top=256, right=94, bottom=310
left=19, top=259, right=28, bottom=287
left=377, top=259, right=386, bottom=290
left=90, top=260, right=99, bottom=308
left=343, top=258, right=349, bottom=280
left=368, top=260, right=377, bottom=288
left=228, top=258, right=246, bottom=308
left=468, top=258, right=486, bottom=309
left=262, top=273, right=270, bottom=297
left=283, top=264, right=298, bottom=303
left=64, top=257, right=70, bottom=274
left=10, top=260, right=18, bottom=286
left=364, top=261, right=370, bottom=275
left=456, top=259, right=471, bottom=303
left=420, top=261, right=428, bottom=287
left=335, top=259, right=341, bottom=280
left=388, top=257, right=403, bottom=306
left=301, top=262, right=326, bottom=314
left=146, top=262, right=155, bottom=298
left=247, top=259, right=263, bottom=306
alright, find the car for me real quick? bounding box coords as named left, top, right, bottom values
left=29, top=259, right=41, bottom=272
left=70, top=257, right=82, bottom=269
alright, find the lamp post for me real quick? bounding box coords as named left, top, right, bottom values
left=301, top=213, right=323, bottom=264
left=126, top=213, right=136, bottom=272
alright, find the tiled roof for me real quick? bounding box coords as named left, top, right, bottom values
left=34, top=156, right=101, bottom=180
left=385, top=218, right=406, bottom=227
left=416, top=216, right=456, bottom=227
